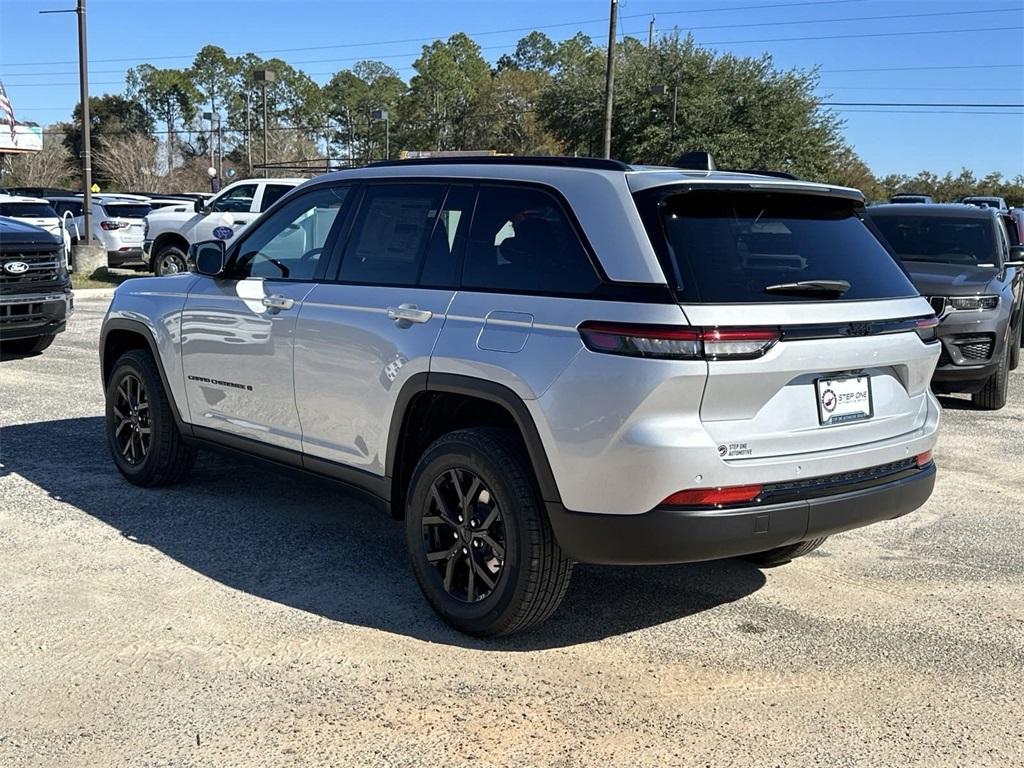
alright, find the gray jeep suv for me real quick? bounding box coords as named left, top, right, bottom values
left=100, top=157, right=941, bottom=636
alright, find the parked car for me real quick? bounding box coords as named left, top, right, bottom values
left=48, top=195, right=152, bottom=268
left=143, top=178, right=303, bottom=275
left=0, top=195, right=71, bottom=256
left=961, top=195, right=1008, bottom=211
left=890, top=194, right=934, bottom=204
left=101, top=156, right=941, bottom=636
left=868, top=204, right=1024, bottom=409
left=1, top=216, right=72, bottom=355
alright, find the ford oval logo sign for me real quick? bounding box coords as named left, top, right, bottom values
left=3, top=261, right=30, bottom=275
left=212, top=226, right=234, bottom=240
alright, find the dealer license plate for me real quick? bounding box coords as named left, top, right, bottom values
left=816, top=375, right=873, bottom=426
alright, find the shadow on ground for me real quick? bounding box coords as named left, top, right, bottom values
left=1, top=417, right=766, bottom=650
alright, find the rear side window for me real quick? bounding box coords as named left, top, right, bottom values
left=52, top=201, right=83, bottom=217
left=638, top=189, right=918, bottom=303
left=0, top=202, right=57, bottom=218
left=869, top=214, right=997, bottom=266
left=462, top=185, right=599, bottom=295
left=101, top=203, right=151, bottom=219
left=260, top=184, right=294, bottom=212
left=338, top=183, right=446, bottom=287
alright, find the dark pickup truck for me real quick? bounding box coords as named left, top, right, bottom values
left=0, top=216, right=73, bottom=355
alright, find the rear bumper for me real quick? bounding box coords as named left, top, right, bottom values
left=0, top=290, right=72, bottom=341
left=546, top=463, right=936, bottom=565
left=107, top=248, right=145, bottom=267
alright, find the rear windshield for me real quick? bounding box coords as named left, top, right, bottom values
left=101, top=203, right=151, bottom=219
left=0, top=202, right=57, bottom=218
left=636, top=189, right=918, bottom=303
left=869, top=214, right=995, bottom=266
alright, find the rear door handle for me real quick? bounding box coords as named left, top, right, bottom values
left=386, top=304, right=432, bottom=325
left=262, top=294, right=295, bottom=310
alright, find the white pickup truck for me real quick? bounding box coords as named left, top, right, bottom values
left=143, top=178, right=303, bottom=275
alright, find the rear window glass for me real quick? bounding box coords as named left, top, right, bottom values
left=638, top=189, right=918, bottom=303
left=0, top=202, right=57, bottom=218
left=101, top=203, right=151, bottom=219
left=869, top=214, right=996, bottom=266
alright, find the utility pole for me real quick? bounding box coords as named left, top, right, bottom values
left=602, top=0, right=618, bottom=159
left=42, top=0, right=92, bottom=243
left=648, top=16, right=655, bottom=49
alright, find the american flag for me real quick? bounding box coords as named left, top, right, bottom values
left=0, top=80, right=18, bottom=146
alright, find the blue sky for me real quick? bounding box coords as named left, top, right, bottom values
left=1, top=0, right=1022, bottom=177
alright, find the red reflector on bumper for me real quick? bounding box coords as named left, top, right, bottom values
left=662, top=484, right=763, bottom=508
left=915, top=450, right=933, bottom=468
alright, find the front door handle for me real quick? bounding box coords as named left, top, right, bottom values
left=262, top=294, right=295, bottom=311
left=386, top=304, right=433, bottom=325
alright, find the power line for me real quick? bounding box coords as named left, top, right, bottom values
left=0, top=0, right=870, bottom=69
left=825, top=101, right=1023, bottom=108
left=820, top=63, right=1023, bottom=73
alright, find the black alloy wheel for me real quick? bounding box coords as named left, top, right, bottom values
left=112, top=372, right=151, bottom=465
left=422, top=468, right=506, bottom=603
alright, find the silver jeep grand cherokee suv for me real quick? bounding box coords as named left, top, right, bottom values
left=99, top=157, right=941, bottom=636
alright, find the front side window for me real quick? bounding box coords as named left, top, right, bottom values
left=338, top=183, right=447, bottom=287
left=234, top=186, right=350, bottom=281
left=260, top=184, right=294, bottom=212
left=870, top=213, right=997, bottom=267
left=638, top=189, right=919, bottom=302
left=210, top=184, right=257, bottom=213
left=462, top=185, right=599, bottom=294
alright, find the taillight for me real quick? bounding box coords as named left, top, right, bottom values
left=915, top=450, right=933, bottom=468
left=578, top=322, right=779, bottom=361
left=914, top=316, right=940, bottom=343
left=100, top=220, right=129, bottom=230
left=661, top=484, right=763, bottom=508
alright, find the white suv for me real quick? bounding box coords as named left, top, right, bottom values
left=143, top=178, right=304, bottom=275
left=49, top=195, right=152, bottom=268
left=100, top=156, right=941, bottom=636
left=0, top=195, right=71, bottom=256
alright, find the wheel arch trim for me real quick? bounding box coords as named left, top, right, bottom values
left=385, top=372, right=562, bottom=505
left=100, top=317, right=193, bottom=437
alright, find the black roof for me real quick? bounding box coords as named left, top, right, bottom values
left=866, top=203, right=997, bottom=219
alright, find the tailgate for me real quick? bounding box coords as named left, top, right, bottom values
left=686, top=298, right=938, bottom=459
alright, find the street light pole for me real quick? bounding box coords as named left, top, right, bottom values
left=371, top=110, right=390, bottom=161
left=252, top=69, right=276, bottom=174
left=602, top=0, right=618, bottom=159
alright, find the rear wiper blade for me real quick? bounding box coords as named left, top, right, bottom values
left=763, top=279, right=851, bottom=297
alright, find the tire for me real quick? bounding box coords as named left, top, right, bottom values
left=2, top=335, right=55, bottom=356
left=972, top=341, right=1010, bottom=410
left=154, top=245, right=188, bottom=276
left=105, top=349, right=196, bottom=486
left=405, top=427, right=573, bottom=637
left=1009, top=310, right=1021, bottom=370
left=744, top=537, right=828, bottom=567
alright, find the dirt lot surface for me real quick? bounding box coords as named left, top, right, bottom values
left=2, top=293, right=1022, bottom=767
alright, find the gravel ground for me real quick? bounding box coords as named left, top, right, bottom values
left=1, top=293, right=1022, bottom=768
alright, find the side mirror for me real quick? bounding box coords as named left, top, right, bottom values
left=189, top=240, right=227, bottom=277
left=193, top=199, right=205, bottom=214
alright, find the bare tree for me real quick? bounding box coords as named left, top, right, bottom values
left=2, top=134, right=75, bottom=187
left=93, top=134, right=163, bottom=191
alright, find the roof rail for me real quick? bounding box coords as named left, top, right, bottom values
left=367, top=155, right=632, bottom=171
